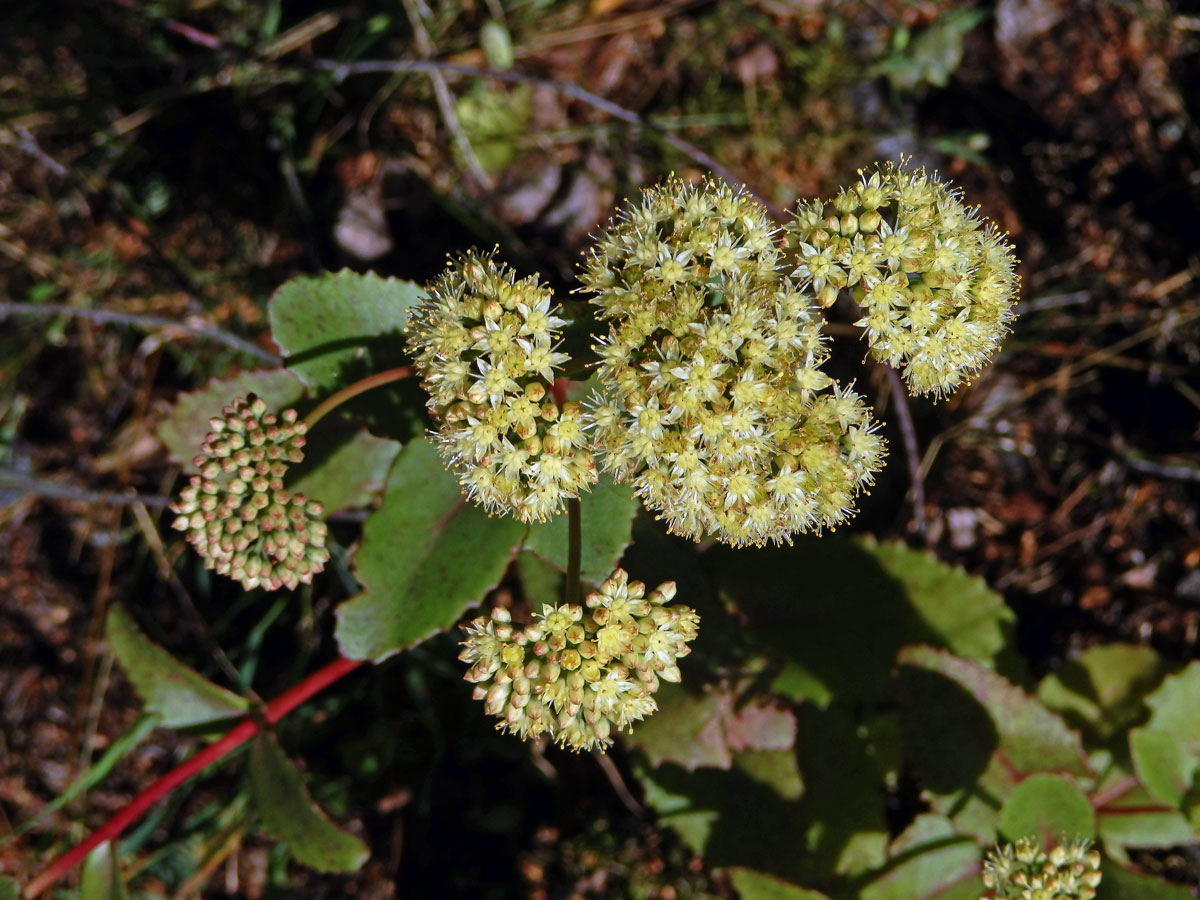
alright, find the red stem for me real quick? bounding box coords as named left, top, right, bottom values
left=24, top=657, right=365, bottom=899
left=1090, top=773, right=1139, bottom=810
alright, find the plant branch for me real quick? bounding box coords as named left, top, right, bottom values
left=397, top=0, right=492, bottom=190
left=0, top=470, right=173, bottom=508
left=882, top=364, right=926, bottom=537
left=1090, top=774, right=1140, bottom=810
left=23, top=657, right=365, bottom=900
left=0, top=301, right=280, bottom=366
left=303, top=366, right=415, bottom=430
left=310, top=59, right=786, bottom=220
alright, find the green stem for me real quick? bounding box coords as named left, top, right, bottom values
left=565, top=497, right=582, bottom=608
left=302, top=366, right=413, bottom=430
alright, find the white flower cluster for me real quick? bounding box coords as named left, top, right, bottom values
left=460, top=569, right=699, bottom=752
left=406, top=251, right=597, bottom=522
left=787, top=161, right=1019, bottom=398
left=580, top=178, right=886, bottom=546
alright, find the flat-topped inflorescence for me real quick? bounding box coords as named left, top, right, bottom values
left=459, top=568, right=699, bottom=752
left=170, top=394, right=329, bottom=591
left=981, top=837, right=1102, bottom=900
left=786, top=160, right=1018, bottom=398
left=407, top=251, right=597, bottom=523
left=581, top=177, right=886, bottom=547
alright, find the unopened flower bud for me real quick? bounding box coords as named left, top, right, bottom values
left=459, top=568, right=698, bottom=752
left=170, top=395, right=328, bottom=591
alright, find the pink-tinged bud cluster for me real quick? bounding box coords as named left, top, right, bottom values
left=171, top=394, right=328, bottom=591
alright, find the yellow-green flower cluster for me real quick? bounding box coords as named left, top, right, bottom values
left=407, top=251, right=597, bottom=523
left=170, top=395, right=329, bottom=591
left=786, top=161, right=1018, bottom=398
left=581, top=177, right=886, bottom=547
left=981, top=838, right=1102, bottom=900
left=459, top=568, right=699, bottom=752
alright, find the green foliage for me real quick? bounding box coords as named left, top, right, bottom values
left=709, top=537, right=1013, bottom=707
left=876, top=9, right=988, bottom=93
left=454, top=84, right=532, bottom=172
left=158, top=369, right=305, bottom=470
left=998, top=774, right=1096, bottom=843
left=128, top=174, right=1195, bottom=898
left=81, top=842, right=128, bottom=900
left=626, top=682, right=796, bottom=771
left=727, top=868, right=834, bottom=900
left=1038, top=643, right=1166, bottom=746
left=523, top=474, right=638, bottom=584
left=335, top=437, right=525, bottom=661
left=858, top=816, right=979, bottom=900
left=107, top=605, right=247, bottom=728
left=247, top=731, right=369, bottom=873
left=269, top=270, right=422, bottom=393
left=1130, top=663, right=1200, bottom=821
left=286, top=426, right=400, bottom=513
left=269, top=270, right=427, bottom=440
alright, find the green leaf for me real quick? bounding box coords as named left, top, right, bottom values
left=80, top=842, right=128, bottom=900
left=248, top=731, right=370, bottom=873
left=269, top=270, right=422, bottom=392
left=286, top=427, right=401, bottom=513
left=158, top=369, right=305, bottom=470
left=735, top=749, right=804, bottom=801
left=878, top=8, right=987, bottom=93
left=997, top=773, right=1096, bottom=843
left=269, top=270, right=427, bottom=441
left=869, top=540, right=1014, bottom=664
left=335, top=437, right=525, bottom=661
left=1143, top=662, right=1200, bottom=745
left=1037, top=644, right=1166, bottom=746
left=454, top=83, right=532, bottom=172
left=523, top=474, right=638, bottom=584
left=725, top=868, right=832, bottom=900
left=794, top=704, right=889, bottom=879
left=1098, top=860, right=1200, bottom=899
left=626, top=681, right=796, bottom=771
left=899, top=646, right=1093, bottom=843
left=1130, top=728, right=1199, bottom=809
left=710, top=537, right=1013, bottom=707
left=635, top=753, right=808, bottom=884
left=1096, top=776, right=1196, bottom=851
left=900, top=646, right=1091, bottom=778
left=0, top=876, right=19, bottom=900
left=515, top=551, right=564, bottom=608
left=859, top=815, right=980, bottom=900
left=106, top=605, right=247, bottom=728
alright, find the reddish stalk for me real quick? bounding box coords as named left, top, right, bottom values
left=303, top=366, right=414, bottom=429
left=24, top=657, right=365, bottom=899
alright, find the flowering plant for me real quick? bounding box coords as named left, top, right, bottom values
left=27, top=166, right=1200, bottom=900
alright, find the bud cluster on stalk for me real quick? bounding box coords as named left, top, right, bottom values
left=406, top=251, right=597, bottom=523
left=459, top=568, right=699, bottom=752
left=170, top=394, right=329, bottom=591
left=980, top=838, right=1102, bottom=900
